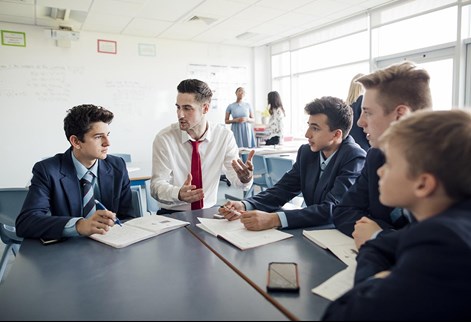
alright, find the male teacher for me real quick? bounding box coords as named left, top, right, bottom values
left=151, top=79, right=254, bottom=214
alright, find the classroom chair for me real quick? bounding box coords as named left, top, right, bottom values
left=265, top=156, right=305, bottom=207
left=265, top=156, right=294, bottom=186
left=0, top=188, right=28, bottom=283
left=110, top=153, right=132, bottom=163
left=130, top=186, right=144, bottom=217
left=245, top=154, right=272, bottom=197
left=144, top=180, right=159, bottom=215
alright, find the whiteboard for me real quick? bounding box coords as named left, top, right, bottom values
left=0, top=23, right=253, bottom=187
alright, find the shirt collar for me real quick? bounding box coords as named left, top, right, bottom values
left=320, top=150, right=337, bottom=168
left=72, top=151, right=99, bottom=180
left=180, top=121, right=212, bottom=144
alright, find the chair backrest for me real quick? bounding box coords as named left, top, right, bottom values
left=265, top=156, right=294, bottom=186
left=0, top=188, right=28, bottom=244
left=130, top=186, right=144, bottom=217
left=252, top=154, right=272, bottom=188
left=110, top=153, right=132, bottom=163
left=144, top=180, right=159, bottom=215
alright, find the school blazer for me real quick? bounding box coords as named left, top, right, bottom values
left=245, top=136, right=366, bottom=229
left=16, top=148, right=133, bottom=239
left=333, top=148, right=410, bottom=236
left=323, top=199, right=471, bottom=321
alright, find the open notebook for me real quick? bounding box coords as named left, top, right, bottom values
left=90, top=215, right=189, bottom=248
left=197, top=217, right=292, bottom=250
left=303, top=229, right=357, bottom=266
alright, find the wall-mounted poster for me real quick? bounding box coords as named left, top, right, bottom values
left=138, top=43, right=156, bottom=57
left=97, top=39, right=117, bottom=54
left=1, top=30, right=26, bottom=47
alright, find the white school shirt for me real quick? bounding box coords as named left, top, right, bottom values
left=151, top=122, right=252, bottom=211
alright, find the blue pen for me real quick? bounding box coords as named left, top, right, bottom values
left=94, top=200, right=123, bottom=227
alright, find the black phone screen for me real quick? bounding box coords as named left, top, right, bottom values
left=267, top=262, right=300, bottom=292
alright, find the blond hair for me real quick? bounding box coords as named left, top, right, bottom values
left=357, top=61, right=432, bottom=114
left=346, top=73, right=364, bottom=105
left=379, top=110, right=471, bottom=200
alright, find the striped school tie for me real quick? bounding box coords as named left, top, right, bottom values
left=81, top=171, right=96, bottom=218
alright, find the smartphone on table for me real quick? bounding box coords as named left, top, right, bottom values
left=267, top=262, right=300, bottom=293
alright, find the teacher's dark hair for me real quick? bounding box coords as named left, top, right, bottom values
left=177, top=79, right=213, bottom=104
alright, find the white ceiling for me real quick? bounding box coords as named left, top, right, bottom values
left=0, top=0, right=401, bottom=47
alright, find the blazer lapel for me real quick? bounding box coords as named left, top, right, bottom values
left=60, top=149, right=82, bottom=217
left=305, top=153, right=320, bottom=204
left=98, top=159, right=115, bottom=209
left=313, top=152, right=339, bottom=203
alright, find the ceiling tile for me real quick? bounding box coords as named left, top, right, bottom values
left=293, top=0, right=349, bottom=17
left=192, top=0, right=248, bottom=18
left=82, top=13, right=133, bottom=33
left=0, top=1, right=34, bottom=17
left=256, top=0, right=314, bottom=11
left=36, top=0, right=92, bottom=12
left=122, top=18, right=172, bottom=37
left=88, top=0, right=145, bottom=17
left=136, top=0, right=203, bottom=22
left=0, top=0, right=404, bottom=47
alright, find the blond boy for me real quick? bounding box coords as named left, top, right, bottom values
left=323, top=110, right=471, bottom=320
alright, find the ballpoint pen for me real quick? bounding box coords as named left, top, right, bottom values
left=94, top=199, right=123, bottom=227
left=218, top=204, right=242, bottom=217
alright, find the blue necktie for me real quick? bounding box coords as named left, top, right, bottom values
left=319, top=161, right=326, bottom=178
left=390, top=207, right=411, bottom=226
left=81, top=171, right=96, bottom=218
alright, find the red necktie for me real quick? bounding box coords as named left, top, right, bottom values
left=190, top=140, right=203, bottom=210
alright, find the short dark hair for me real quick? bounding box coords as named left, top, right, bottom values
left=177, top=79, right=213, bottom=104
left=304, top=96, right=353, bottom=139
left=64, top=104, right=114, bottom=142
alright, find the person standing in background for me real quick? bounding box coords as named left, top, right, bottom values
left=346, top=73, right=370, bottom=152
left=264, top=91, right=285, bottom=146
left=225, top=87, right=256, bottom=148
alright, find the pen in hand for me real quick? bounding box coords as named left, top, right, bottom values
left=94, top=200, right=122, bottom=227
left=218, top=204, right=242, bottom=217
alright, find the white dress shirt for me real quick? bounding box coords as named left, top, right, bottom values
left=151, top=122, right=252, bottom=211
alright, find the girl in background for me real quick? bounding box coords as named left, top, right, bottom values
left=225, top=87, right=256, bottom=148
left=264, top=91, right=285, bottom=146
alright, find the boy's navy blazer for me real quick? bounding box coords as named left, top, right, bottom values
left=323, top=199, right=471, bottom=321
left=333, top=148, right=410, bottom=236
left=16, top=148, right=133, bottom=239
left=245, top=135, right=366, bottom=229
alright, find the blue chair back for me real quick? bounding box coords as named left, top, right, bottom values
left=144, top=180, right=159, bottom=214
left=110, top=153, right=132, bottom=163
left=130, top=186, right=144, bottom=217
left=245, top=154, right=272, bottom=197
left=265, top=156, right=294, bottom=186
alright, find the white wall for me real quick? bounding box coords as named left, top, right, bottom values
left=0, top=22, right=254, bottom=187
left=253, top=45, right=272, bottom=123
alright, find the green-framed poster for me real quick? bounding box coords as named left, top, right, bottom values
left=1, top=30, right=26, bottom=47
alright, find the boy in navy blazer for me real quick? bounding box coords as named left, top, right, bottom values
left=219, top=96, right=366, bottom=230
left=16, top=104, right=134, bottom=240
left=333, top=61, right=432, bottom=248
left=323, top=110, right=471, bottom=320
